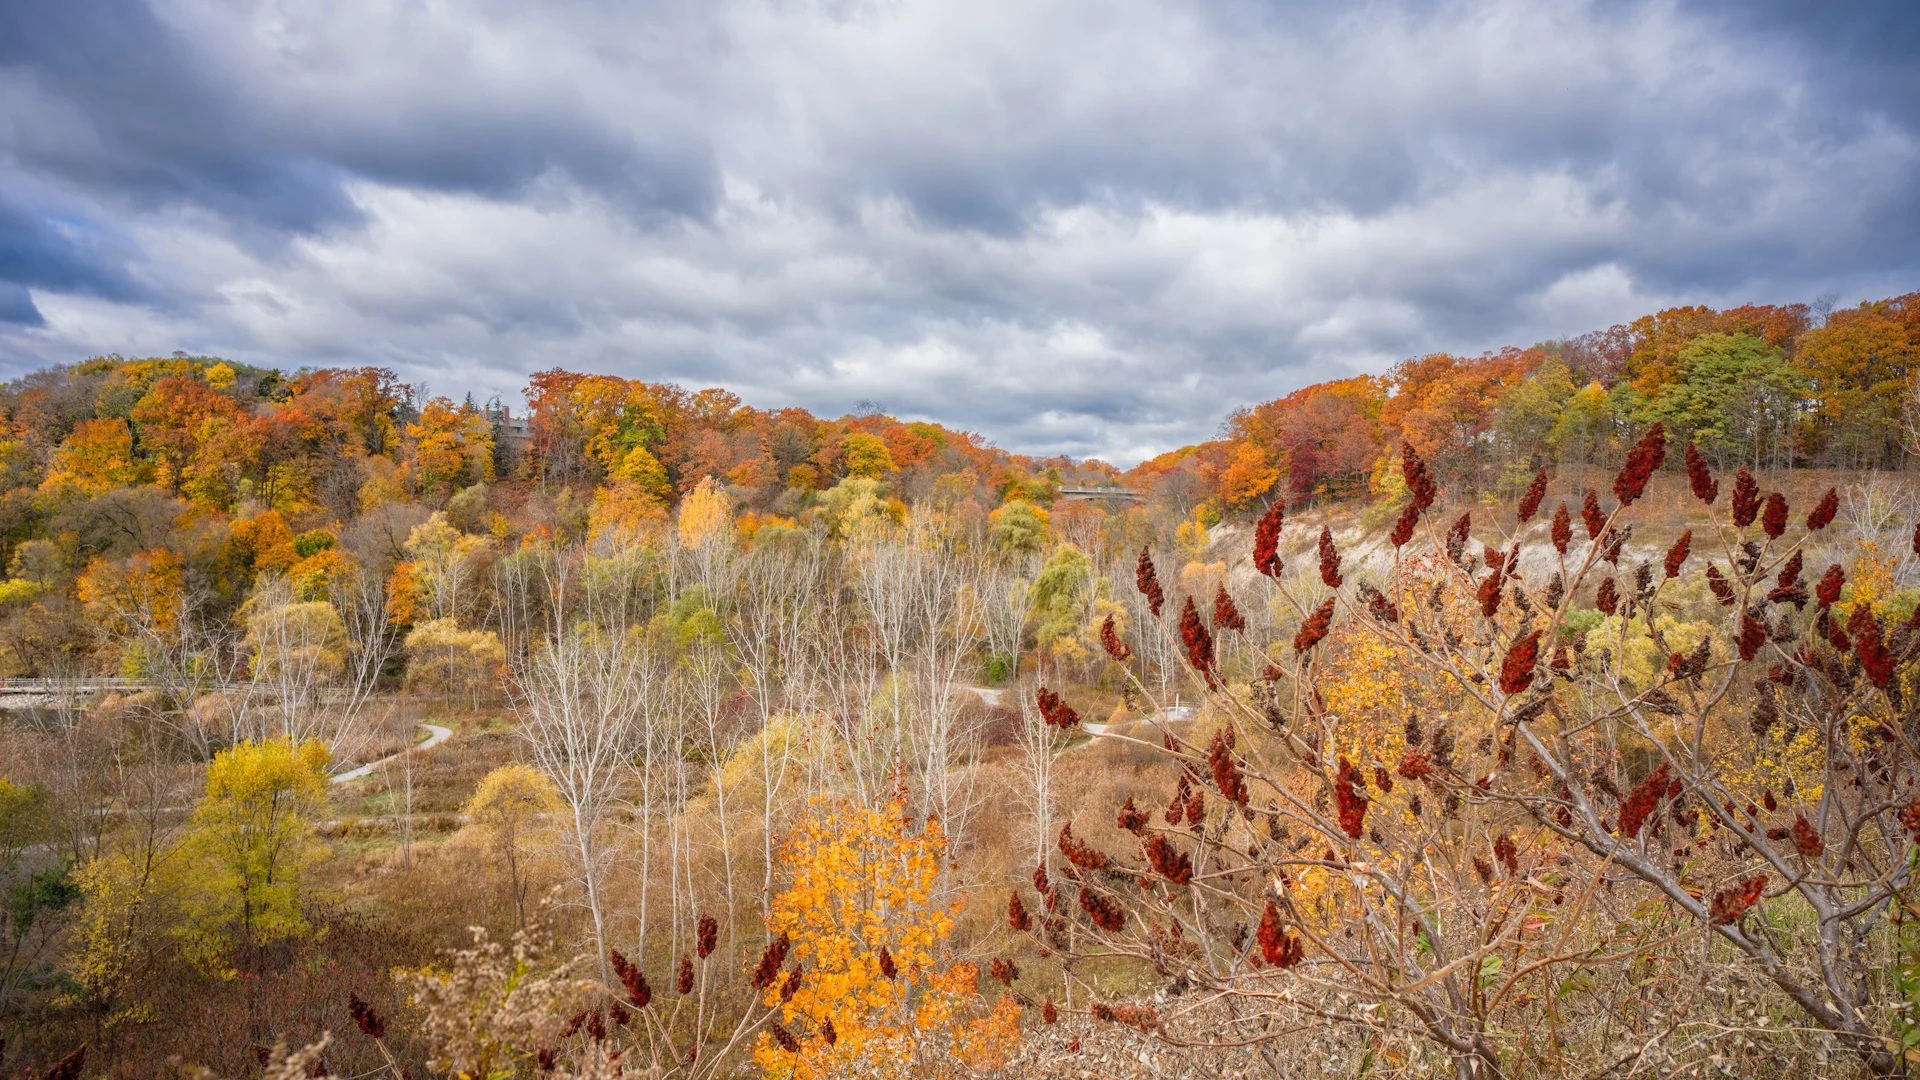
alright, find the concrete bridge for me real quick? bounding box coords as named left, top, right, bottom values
left=0, top=678, right=155, bottom=708
left=1056, top=486, right=1144, bottom=502
left=0, top=679, right=350, bottom=709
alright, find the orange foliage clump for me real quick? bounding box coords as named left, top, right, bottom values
left=753, top=792, right=1021, bottom=1078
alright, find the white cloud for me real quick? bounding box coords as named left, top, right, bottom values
left=1, top=0, right=1915, bottom=464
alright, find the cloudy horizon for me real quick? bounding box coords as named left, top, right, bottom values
left=2, top=0, right=1916, bottom=466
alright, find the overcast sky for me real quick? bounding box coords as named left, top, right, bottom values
left=2, top=1, right=1916, bottom=465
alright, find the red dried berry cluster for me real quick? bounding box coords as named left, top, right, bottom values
left=1293, top=596, right=1335, bottom=654
left=1494, top=834, right=1519, bottom=878
left=1037, top=687, right=1081, bottom=728
left=1551, top=502, right=1572, bottom=553
left=696, top=913, right=718, bottom=959
left=1790, top=815, right=1824, bottom=858
left=1477, top=563, right=1505, bottom=618
left=1806, top=487, right=1838, bottom=530
left=878, top=946, right=897, bottom=979
left=1403, top=443, right=1439, bottom=510
left=610, top=948, right=652, bottom=1009
left=1254, top=499, right=1285, bottom=576
left=677, top=955, right=694, bottom=995
left=1685, top=442, right=1718, bottom=503
left=1317, top=526, right=1344, bottom=588
left=1617, top=762, right=1670, bottom=840
left=1059, top=822, right=1110, bottom=871
left=1498, top=629, right=1543, bottom=695
left=1612, top=423, right=1665, bottom=506
left=1447, top=511, right=1473, bottom=562
left=1099, top=613, right=1132, bottom=662
left=1007, top=892, right=1031, bottom=931
left=1664, top=529, right=1691, bottom=579
left=348, top=991, right=386, bottom=1040
left=1136, top=547, right=1164, bottom=618
left=1360, top=582, right=1399, bottom=623
left=1334, top=757, right=1368, bottom=839
left=751, top=932, right=790, bottom=989
left=1392, top=443, right=1439, bottom=546
left=1761, top=492, right=1788, bottom=538
left=1709, top=875, right=1767, bottom=924
left=1581, top=490, right=1607, bottom=540
left=1396, top=750, right=1434, bottom=781
left=990, top=957, right=1020, bottom=985
left=1707, top=565, right=1736, bottom=606
left=1815, top=564, right=1845, bottom=608
left=1213, top=585, right=1246, bottom=632
left=1731, top=469, right=1761, bottom=527
left=1117, top=796, right=1149, bottom=834
left=1079, top=887, right=1126, bottom=932
left=1738, top=612, right=1768, bottom=661
left=1257, top=901, right=1305, bottom=967
left=1179, top=596, right=1217, bottom=685
left=1900, top=796, right=1920, bottom=840
left=1595, top=578, right=1619, bottom=616
left=1516, top=468, right=1548, bottom=523
left=1209, top=729, right=1249, bottom=806
left=1851, top=605, right=1895, bottom=688
left=1091, top=1001, right=1160, bottom=1032
left=1143, top=833, right=1194, bottom=885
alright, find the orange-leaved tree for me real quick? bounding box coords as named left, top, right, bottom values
left=753, top=790, right=1020, bottom=1078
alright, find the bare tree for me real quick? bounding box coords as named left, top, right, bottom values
left=509, top=545, right=649, bottom=985
left=332, top=560, right=400, bottom=733
left=1010, top=679, right=1058, bottom=873
left=240, top=575, right=362, bottom=755
left=727, top=535, right=820, bottom=931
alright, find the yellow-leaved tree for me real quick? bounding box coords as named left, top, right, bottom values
left=462, top=765, right=561, bottom=931
left=678, top=474, right=734, bottom=550
left=178, top=738, right=331, bottom=975
left=842, top=432, right=896, bottom=480
left=753, top=790, right=1020, bottom=1078
left=405, top=617, right=506, bottom=708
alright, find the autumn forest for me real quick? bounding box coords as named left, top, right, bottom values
left=3, top=289, right=1920, bottom=1079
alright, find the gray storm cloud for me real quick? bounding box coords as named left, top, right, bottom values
left=1, top=0, right=1916, bottom=464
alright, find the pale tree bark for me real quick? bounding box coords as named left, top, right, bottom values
left=509, top=545, right=648, bottom=987
left=726, top=536, right=819, bottom=934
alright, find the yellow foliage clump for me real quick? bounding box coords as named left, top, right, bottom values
left=463, top=764, right=562, bottom=929
left=589, top=481, right=669, bottom=544
left=178, top=738, right=331, bottom=974
left=243, top=591, right=348, bottom=682
left=78, top=548, right=186, bottom=636
left=405, top=618, right=506, bottom=705
left=678, top=475, right=735, bottom=549
left=288, top=547, right=350, bottom=600
left=39, top=417, right=146, bottom=498
left=1174, top=508, right=1213, bottom=563
left=754, top=791, right=1021, bottom=1078
left=842, top=432, right=896, bottom=480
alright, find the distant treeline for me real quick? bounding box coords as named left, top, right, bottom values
left=1133, top=291, right=1920, bottom=514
